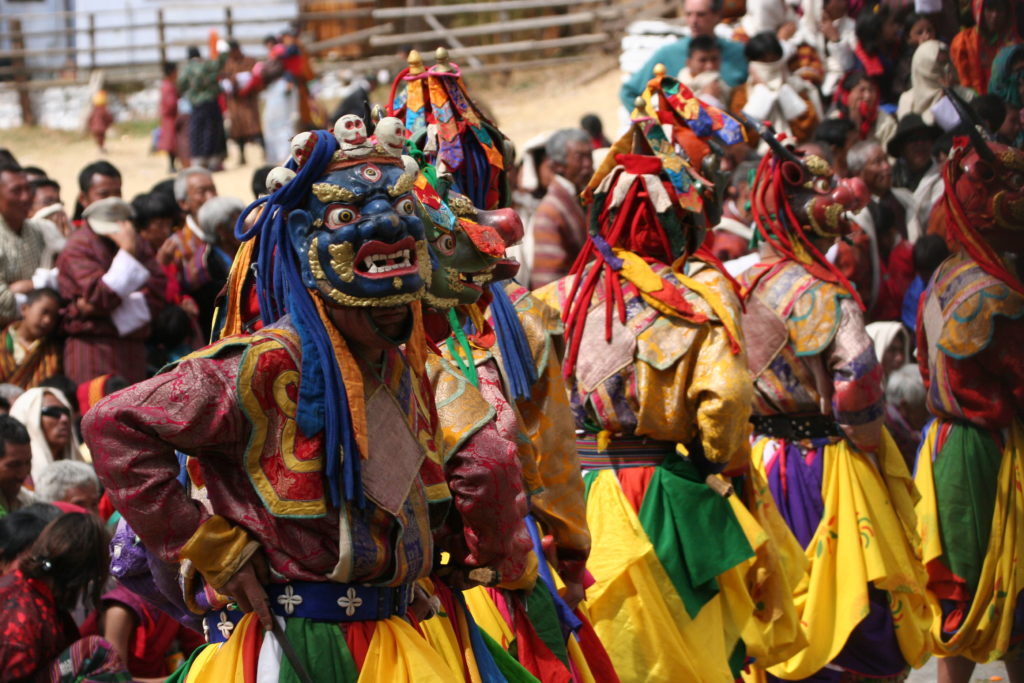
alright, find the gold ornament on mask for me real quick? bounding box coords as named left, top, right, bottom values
left=312, top=183, right=358, bottom=204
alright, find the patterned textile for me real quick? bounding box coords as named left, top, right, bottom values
left=739, top=257, right=884, bottom=452
left=485, top=282, right=590, bottom=582
left=0, top=214, right=47, bottom=327
left=0, top=322, right=61, bottom=389
left=913, top=250, right=1024, bottom=661
left=426, top=352, right=531, bottom=582
left=917, top=252, right=1024, bottom=429
left=741, top=252, right=930, bottom=679
left=83, top=318, right=443, bottom=586
left=48, top=636, right=132, bottom=683
left=0, top=570, right=79, bottom=680
left=534, top=258, right=758, bottom=680
left=535, top=259, right=752, bottom=464
left=528, top=175, right=587, bottom=289
left=57, top=224, right=167, bottom=384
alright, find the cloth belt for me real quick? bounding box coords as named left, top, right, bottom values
left=203, top=581, right=412, bottom=643
left=575, top=435, right=676, bottom=470
left=750, top=413, right=842, bottom=440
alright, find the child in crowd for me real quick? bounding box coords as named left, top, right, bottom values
left=87, top=90, right=114, bottom=154
left=0, top=288, right=62, bottom=390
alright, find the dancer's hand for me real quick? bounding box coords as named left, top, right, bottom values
left=561, top=580, right=585, bottom=611
left=221, top=554, right=273, bottom=630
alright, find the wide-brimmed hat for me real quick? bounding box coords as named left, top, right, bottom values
left=82, top=197, right=134, bottom=236
left=887, top=113, right=942, bottom=157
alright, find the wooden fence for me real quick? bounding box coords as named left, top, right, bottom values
left=0, top=0, right=679, bottom=124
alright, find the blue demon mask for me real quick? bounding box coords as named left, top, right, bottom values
left=287, top=157, right=429, bottom=307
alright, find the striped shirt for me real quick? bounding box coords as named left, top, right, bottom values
left=528, top=175, right=587, bottom=290
left=0, top=215, right=47, bottom=327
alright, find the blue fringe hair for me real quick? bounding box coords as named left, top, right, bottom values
left=234, top=130, right=365, bottom=510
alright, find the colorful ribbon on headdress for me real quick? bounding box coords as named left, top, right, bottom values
left=745, top=152, right=865, bottom=310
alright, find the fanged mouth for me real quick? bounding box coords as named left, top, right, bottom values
left=354, top=237, right=418, bottom=278
left=460, top=265, right=495, bottom=293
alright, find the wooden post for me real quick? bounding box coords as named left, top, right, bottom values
left=88, top=13, right=97, bottom=69
left=157, top=9, right=167, bottom=66
left=225, top=7, right=234, bottom=41
left=10, top=19, right=34, bottom=127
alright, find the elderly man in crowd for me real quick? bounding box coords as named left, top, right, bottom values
left=620, top=0, right=748, bottom=110
left=837, top=138, right=917, bottom=321
left=33, top=460, right=100, bottom=515
left=528, top=128, right=594, bottom=289
left=0, top=165, right=49, bottom=329
left=191, top=195, right=244, bottom=335
left=163, top=168, right=224, bottom=335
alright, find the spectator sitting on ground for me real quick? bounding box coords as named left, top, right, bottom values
left=10, top=387, right=83, bottom=488
left=987, top=44, right=1024, bottom=147
left=677, top=35, right=731, bottom=107
left=29, top=177, right=71, bottom=259
left=887, top=113, right=942, bottom=192
left=0, top=163, right=49, bottom=329
left=950, top=0, right=1019, bottom=95
left=0, top=415, right=32, bottom=516
left=713, top=160, right=757, bottom=264
left=0, top=502, right=59, bottom=572
left=0, top=288, right=62, bottom=390
left=58, top=197, right=167, bottom=384
left=884, top=363, right=929, bottom=469
left=911, top=131, right=952, bottom=233
left=833, top=70, right=897, bottom=150
left=0, top=512, right=130, bottom=681
left=528, top=128, right=594, bottom=289
left=897, top=40, right=961, bottom=127
left=72, top=161, right=122, bottom=225
left=734, top=31, right=822, bottom=145
left=791, top=0, right=857, bottom=98
left=620, top=0, right=748, bottom=110
left=851, top=3, right=903, bottom=105
left=813, top=117, right=857, bottom=177
left=838, top=138, right=917, bottom=320
left=34, top=460, right=100, bottom=515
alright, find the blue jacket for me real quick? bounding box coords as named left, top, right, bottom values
left=620, top=36, right=749, bottom=111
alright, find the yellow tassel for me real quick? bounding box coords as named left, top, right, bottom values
left=597, top=429, right=612, bottom=453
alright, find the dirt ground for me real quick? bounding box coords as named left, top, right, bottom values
left=0, top=61, right=623, bottom=205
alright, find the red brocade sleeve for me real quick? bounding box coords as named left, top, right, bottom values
left=83, top=352, right=249, bottom=565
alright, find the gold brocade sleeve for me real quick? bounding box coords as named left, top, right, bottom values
left=517, top=349, right=591, bottom=567
left=179, top=514, right=261, bottom=590
left=687, top=320, right=754, bottom=464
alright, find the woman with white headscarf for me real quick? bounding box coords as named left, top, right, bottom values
left=865, top=321, right=911, bottom=388
left=10, top=387, right=84, bottom=487
left=897, top=40, right=956, bottom=125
